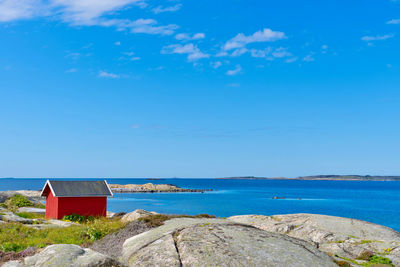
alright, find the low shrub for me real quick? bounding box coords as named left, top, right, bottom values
left=3, top=195, right=44, bottom=212
left=63, top=214, right=94, bottom=224
left=368, top=255, right=393, bottom=266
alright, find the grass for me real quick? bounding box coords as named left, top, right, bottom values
left=15, top=212, right=45, bottom=220
left=137, top=214, right=216, bottom=228
left=0, top=217, right=126, bottom=253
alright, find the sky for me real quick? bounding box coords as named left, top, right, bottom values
left=0, top=0, right=400, bottom=178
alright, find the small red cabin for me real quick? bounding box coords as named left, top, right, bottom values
left=40, top=180, right=113, bottom=219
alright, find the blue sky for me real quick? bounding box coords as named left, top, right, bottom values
left=0, top=0, right=399, bottom=178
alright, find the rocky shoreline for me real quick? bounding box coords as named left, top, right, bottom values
left=108, top=183, right=212, bottom=193
left=1, top=191, right=400, bottom=266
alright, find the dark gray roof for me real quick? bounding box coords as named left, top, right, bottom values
left=42, top=180, right=113, bottom=197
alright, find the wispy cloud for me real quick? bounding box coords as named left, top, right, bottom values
left=361, top=34, right=394, bottom=41
left=387, top=18, right=400, bottom=25
left=224, top=28, right=286, bottom=51
left=65, top=68, right=77, bottom=73
left=98, top=70, right=120, bottom=78
left=175, top=32, right=205, bottom=41
left=303, top=54, right=315, bottom=62
left=104, top=18, right=178, bottom=35
left=0, top=1, right=178, bottom=36
left=0, top=0, right=44, bottom=22
left=152, top=4, right=182, bottom=14
left=51, top=0, right=147, bottom=25
left=210, top=61, right=222, bottom=69
left=161, top=43, right=209, bottom=62
left=226, top=64, right=242, bottom=76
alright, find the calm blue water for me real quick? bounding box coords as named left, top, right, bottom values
left=1, top=178, right=400, bottom=231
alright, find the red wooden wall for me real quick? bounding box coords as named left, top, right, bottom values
left=57, top=197, right=107, bottom=219
left=45, top=190, right=107, bottom=219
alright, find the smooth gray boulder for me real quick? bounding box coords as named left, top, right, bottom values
left=122, top=218, right=336, bottom=267
left=0, top=208, right=33, bottom=224
left=229, top=214, right=400, bottom=266
left=18, top=244, right=123, bottom=267
left=120, top=209, right=157, bottom=223
left=16, top=208, right=45, bottom=214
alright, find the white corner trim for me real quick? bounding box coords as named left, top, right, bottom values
left=40, top=180, right=56, bottom=197
left=104, top=179, right=114, bottom=197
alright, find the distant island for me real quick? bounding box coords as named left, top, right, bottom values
left=217, top=175, right=400, bottom=181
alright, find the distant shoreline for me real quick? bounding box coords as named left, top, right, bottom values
left=217, top=175, right=400, bottom=181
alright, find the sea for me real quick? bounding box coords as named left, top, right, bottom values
left=1, top=178, right=400, bottom=231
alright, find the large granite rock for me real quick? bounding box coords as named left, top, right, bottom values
left=122, top=218, right=336, bottom=267
left=120, top=209, right=157, bottom=223
left=4, top=244, right=124, bottom=267
left=229, top=213, right=400, bottom=266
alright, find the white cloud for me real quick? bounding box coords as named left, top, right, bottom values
left=161, top=43, right=209, bottom=62
left=303, top=54, right=315, bottom=62
left=0, top=0, right=44, bottom=22
left=361, top=34, right=394, bottom=41
left=51, top=0, right=146, bottom=25
left=65, top=68, right=77, bottom=73
left=106, top=18, right=178, bottom=35
left=175, top=32, right=205, bottom=41
left=98, top=70, right=120, bottom=78
left=387, top=19, right=400, bottom=24
left=115, top=41, right=121, bottom=45
left=224, top=28, right=286, bottom=51
left=226, top=64, right=242, bottom=76
left=152, top=4, right=182, bottom=14
left=249, top=48, right=271, bottom=58
left=210, top=61, right=222, bottom=69
left=272, top=47, right=291, bottom=58
left=322, top=45, right=328, bottom=49
left=285, top=57, right=298, bottom=63
left=231, top=48, right=248, bottom=57
left=0, top=1, right=178, bottom=36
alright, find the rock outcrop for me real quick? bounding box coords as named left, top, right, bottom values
left=120, top=209, right=157, bottom=223
left=109, top=183, right=211, bottom=193
left=229, top=213, right=400, bottom=266
left=0, top=208, right=33, bottom=224
left=16, top=208, right=45, bottom=214
left=3, top=244, right=123, bottom=267
left=122, top=217, right=336, bottom=267
left=0, top=191, right=43, bottom=206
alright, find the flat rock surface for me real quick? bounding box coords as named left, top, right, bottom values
left=16, top=208, right=45, bottom=214
left=6, top=244, right=124, bottom=267
left=122, top=218, right=336, bottom=267
left=229, top=213, right=400, bottom=266
left=0, top=208, right=33, bottom=224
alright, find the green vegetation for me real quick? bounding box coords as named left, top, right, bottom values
left=138, top=214, right=216, bottom=228
left=336, top=253, right=394, bottom=267
left=15, top=212, right=45, bottom=220
left=369, top=255, right=394, bottom=266
left=63, top=213, right=95, bottom=224
left=3, top=195, right=45, bottom=212
left=0, top=217, right=126, bottom=253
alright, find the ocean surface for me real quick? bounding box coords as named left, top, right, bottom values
left=1, top=178, right=400, bottom=231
